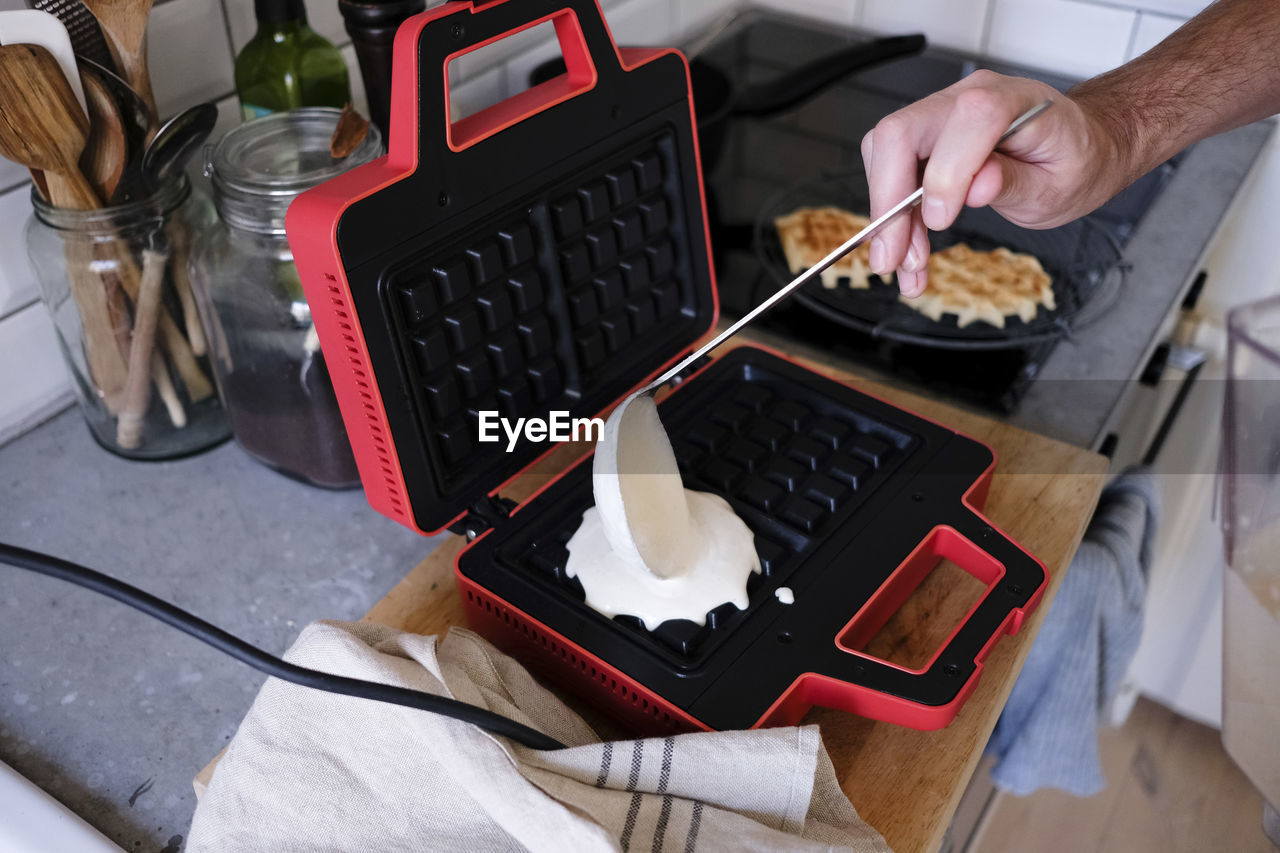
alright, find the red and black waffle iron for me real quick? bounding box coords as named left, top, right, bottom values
left=286, top=0, right=1048, bottom=733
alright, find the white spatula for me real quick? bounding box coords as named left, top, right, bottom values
left=0, top=9, right=87, bottom=115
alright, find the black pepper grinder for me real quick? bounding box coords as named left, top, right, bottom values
left=337, top=0, right=425, bottom=140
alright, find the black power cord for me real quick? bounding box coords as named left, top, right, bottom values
left=0, top=542, right=565, bottom=751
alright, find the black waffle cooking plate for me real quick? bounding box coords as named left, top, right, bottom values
left=462, top=345, right=1049, bottom=730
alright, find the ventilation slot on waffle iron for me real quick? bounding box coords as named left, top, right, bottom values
left=463, top=589, right=677, bottom=724
left=325, top=281, right=410, bottom=521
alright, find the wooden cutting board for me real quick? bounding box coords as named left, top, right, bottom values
left=195, top=329, right=1108, bottom=853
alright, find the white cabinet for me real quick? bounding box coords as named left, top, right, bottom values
left=1114, top=128, right=1280, bottom=729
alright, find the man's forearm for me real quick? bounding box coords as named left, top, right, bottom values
left=1071, top=0, right=1280, bottom=194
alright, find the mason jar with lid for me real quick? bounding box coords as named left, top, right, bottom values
left=191, top=107, right=382, bottom=488
left=25, top=176, right=230, bottom=458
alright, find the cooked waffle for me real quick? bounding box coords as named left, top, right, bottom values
left=903, top=243, right=1056, bottom=328
left=774, top=206, right=874, bottom=289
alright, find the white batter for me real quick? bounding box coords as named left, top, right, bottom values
left=565, top=394, right=760, bottom=630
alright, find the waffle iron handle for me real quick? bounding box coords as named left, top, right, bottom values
left=419, top=0, right=627, bottom=151
left=817, top=507, right=1048, bottom=730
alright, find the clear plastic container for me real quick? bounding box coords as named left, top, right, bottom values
left=25, top=177, right=230, bottom=458
left=1221, top=293, right=1280, bottom=814
left=191, top=108, right=382, bottom=488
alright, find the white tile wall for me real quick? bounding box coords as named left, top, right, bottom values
left=750, top=0, right=860, bottom=28
left=209, top=93, right=244, bottom=151
left=1128, top=10, right=1185, bottom=60
left=220, top=0, right=260, bottom=48
left=601, top=0, right=675, bottom=45
left=0, top=0, right=64, bottom=436
left=1122, top=0, right=1205, bottom=16
left=445, top=0, right=629, bottom=85
left=221, top=0, right=350, bottom=53
left=986, top=0, right=1137, bottom=79
left=454, top=19, right=558, bottom=85
left=672, top=0, right=741, bottom=43
left=501, top=22, right=570, bottom=97
left=860, top=0, right=990, bottom=52
left=0, top=2, right=38, bottom=188
left=0, top=159, right=27, bottom=196
left=148, top=0, right=238, bottom=118
left=0, top=0, right=1248, bottom=444
left=338, top=43, right=370, bottom=114
left=0, top=303, right=72, bottom=445
left=449, top=64, right=506, bottom=122
left=0, top=186, right=37, bottom=319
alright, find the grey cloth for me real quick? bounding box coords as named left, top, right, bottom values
left=188, top=621, right=891, bottom=852
left=987, top=469, right=1159, bottom=796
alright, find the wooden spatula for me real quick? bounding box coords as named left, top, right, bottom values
left=80, top=66, right=128, bottom=201
left=81, top=0, right=157, bottom=136
left=0, top=43, right=130, bottom=412
left=0, top=42, right=100, bottom=209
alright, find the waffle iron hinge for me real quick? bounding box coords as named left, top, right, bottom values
left=450, top=495, right=519, bottom=541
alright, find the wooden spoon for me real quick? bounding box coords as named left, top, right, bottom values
left=0, top=43, right=99, bottom=209
left=80, top=67, right=128, bottom=201
left=116, top=246, right=167, bottom=448
left=76, top=68, right=136, bottom=372
left=0, top=43, right=130, bottom=410
left=81, top=0, right=158, bottom=137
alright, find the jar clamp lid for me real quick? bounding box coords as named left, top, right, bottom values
left=205, top=107, right=382, bottom=235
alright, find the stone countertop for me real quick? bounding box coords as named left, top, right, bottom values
left=1016, top=119, right=1275, bottom=449
left=0, top=411, right=439, bottom=850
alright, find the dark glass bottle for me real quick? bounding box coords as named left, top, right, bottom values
left=235, top=0, right=352, bottom=121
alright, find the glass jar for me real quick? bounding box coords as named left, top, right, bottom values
left=25, top=177, right=231, bottom=459
left=1221, top=294, right=1280, bottom=814
left=191, top=108, right=382, bottom=488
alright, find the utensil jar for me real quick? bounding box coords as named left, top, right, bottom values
left=190, top=108, right=381, bottom=488
left=26, top=176, right=230, bottom=458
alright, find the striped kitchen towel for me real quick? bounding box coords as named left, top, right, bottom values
left=188, top=621, right=890, bottom=852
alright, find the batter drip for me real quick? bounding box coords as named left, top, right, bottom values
left=565, top=394, right=760, bottom=630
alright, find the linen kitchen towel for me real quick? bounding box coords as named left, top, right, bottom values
left=188, top=620, right=890, bottom=852
left=987, top=468, right=1159, bottom=796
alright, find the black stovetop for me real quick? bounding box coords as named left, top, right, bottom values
left=694, top=11, right=1179, bottom=413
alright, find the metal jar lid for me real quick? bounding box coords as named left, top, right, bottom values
left=205, top=107, right=382, bottom=235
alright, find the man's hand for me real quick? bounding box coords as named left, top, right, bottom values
left=861, top=70, right=1124, bottom=297
left=861, top=0, right=1280, bottom=299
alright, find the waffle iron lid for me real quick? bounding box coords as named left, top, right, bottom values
left=289, top=0, right=718, bottom=535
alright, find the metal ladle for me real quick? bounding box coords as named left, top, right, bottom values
left=139, top=100, right=218, bottom=192
left=107, top=99, right=218, bottom=202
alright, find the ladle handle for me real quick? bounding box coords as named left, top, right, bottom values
left=646, top=98, right=1056, bottom=393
